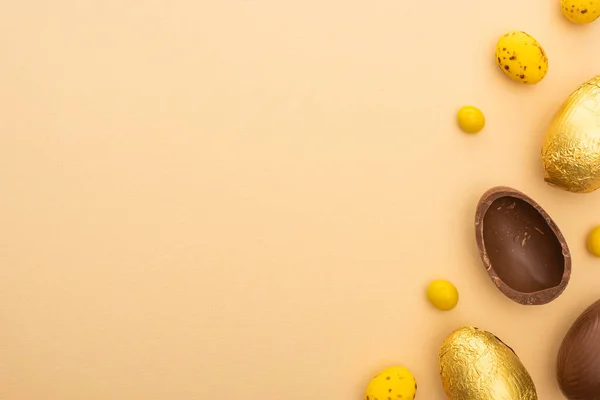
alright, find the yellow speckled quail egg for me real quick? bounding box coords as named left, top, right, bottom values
left=561, top=0, right=600, bottom=24
left=495, top=31, right=548, bottom=85
left=364, top=366, right=416, bottom=400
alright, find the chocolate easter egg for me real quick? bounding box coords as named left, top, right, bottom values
left=557, top=299, right=600, bottom=400
left=439, top=326, right=537, bottom=400
left=542, top=75, right=600, bottom=193
left=475, top=186, right=571, bottom=305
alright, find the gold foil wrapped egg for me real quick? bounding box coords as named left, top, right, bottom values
left=439, top=326, right=537, bottom=400
left=542, top=76, right=600, bottom=193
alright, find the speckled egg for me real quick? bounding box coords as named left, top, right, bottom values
left=561, top=0, right=600, bottom=24
left=495, top=31, right=548, bottom=85
left=364, top=366, right=417, bottom=400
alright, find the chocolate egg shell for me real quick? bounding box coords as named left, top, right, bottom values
left=557, top=299, right=600, bottom=400
left=474, top=186, right=571, bottom=305
left=439, top=326, right=537, bottom=400
left=542, top=75, right=600, bottom=193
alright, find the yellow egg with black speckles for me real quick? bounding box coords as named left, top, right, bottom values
left=364, top=366, right=416, bottom=400
left=495, top=31, right=548, bottom=85
left=561, top=0, right=600, bottom=24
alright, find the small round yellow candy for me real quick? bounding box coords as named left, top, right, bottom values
left=457, top=106, right=485, bottom=134
left=364, top=366, right=417, bottom=400
left=427, top=280, right=459, bottom=311
left=587, top=226, right=600, bottom=257
left=561, top=0, right=600, bottom=24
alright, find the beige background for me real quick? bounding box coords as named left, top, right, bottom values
left=1, top=1, right=599, bottom=399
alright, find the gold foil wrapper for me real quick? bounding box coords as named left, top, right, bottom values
left=439, top=326, right=537, bottom=400
left=542, top=76, right=600, bottom=193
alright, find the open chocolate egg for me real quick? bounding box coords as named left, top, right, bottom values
left=474, top=186, right=571, bottom=305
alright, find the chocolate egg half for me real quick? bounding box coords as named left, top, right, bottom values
left=439, top=326, right=537, bottom=400
left=542, top=75, right=600, bottom=193
left=557, top=299, right=600, bottom=400
left=475, top=186, right=571, bottom=305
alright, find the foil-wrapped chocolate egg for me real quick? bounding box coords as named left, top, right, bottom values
left=439, top=326, right=537, bottom=400
left=542, top=75, right=600, bottom=193
left=557, top=299, right=600, bottom=400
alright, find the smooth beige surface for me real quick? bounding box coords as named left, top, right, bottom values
left=1, top=1, right=600, bottom=399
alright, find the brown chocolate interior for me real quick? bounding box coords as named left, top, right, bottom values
left=482, top=196, right=564, bottom=293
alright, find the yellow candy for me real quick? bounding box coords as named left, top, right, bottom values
left=495, top=31, right=548, bottom=85
left=561, top=0, right=600, bottom=24
left=457, top=106, right=485, bottom=134
left=588, top=226, right=600, bottom=257
left=364, top=366, right=417, bottom=400
left=427, top=280, right=459, bottom=311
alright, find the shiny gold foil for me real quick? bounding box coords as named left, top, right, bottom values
left=542, top=76, right=600, bottom=193
left=439, top=326, right=537, bottom=400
